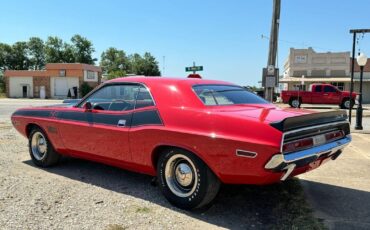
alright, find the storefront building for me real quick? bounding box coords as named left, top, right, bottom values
left=280, top=48, right=370, bottom=103
left=4, top=63, right=101, bottom=99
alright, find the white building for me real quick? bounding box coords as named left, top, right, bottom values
left=280, top=47, right=351, bottom=91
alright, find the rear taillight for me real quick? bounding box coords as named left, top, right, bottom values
left=283, top=130, right=345, bottom=154
left=283, top=137, right=314, bottom=153
left=325, top=130, right=344, bottom=142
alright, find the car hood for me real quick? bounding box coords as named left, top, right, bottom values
left=341, top=91, right=356, bottom=96
left=208, top=104, right=315, bottom=123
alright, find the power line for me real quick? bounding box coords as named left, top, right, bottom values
left=261, top=34, right=335, bottom=52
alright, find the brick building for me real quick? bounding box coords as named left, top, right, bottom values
left=4, top=63, right=102, bottom=99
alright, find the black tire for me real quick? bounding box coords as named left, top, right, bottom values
left=290, top=98, right=301, bottom=108
left=340, top=98, right=354, bottom=109
left=28, top=127, right=60, bottom=167
left=157, top=148, right=221, bottom=210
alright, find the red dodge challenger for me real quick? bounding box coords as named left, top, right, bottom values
left=11, top=77, right=351, bottom=210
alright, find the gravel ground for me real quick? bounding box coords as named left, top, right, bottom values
left=0, top=99, right=323, bottom=230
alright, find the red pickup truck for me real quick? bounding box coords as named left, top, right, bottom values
left=281, top=84, right=357, bottom=109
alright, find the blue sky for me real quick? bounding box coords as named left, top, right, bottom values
left=1, top=0, right=370, bottom=86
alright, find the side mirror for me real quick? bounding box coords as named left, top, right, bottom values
left=83, top=101, right=92, bottom=111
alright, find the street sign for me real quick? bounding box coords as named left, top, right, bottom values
left=185, top=66, right=203, bottom=72
left=262, top=67, right=279, bottom=87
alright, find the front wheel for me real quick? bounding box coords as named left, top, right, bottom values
left=340, top=98, right=354, bottom=109
left=29, top=127, right=60, bottom=167
left=157, top=148, right=221, bottom=210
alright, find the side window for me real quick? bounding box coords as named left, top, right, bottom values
left=135, top=86, right=155, bottom=109
left=314, top=85, right=322, bottom=92
left=80, top=84, right=140, bottom=111
left=198, top=90, right=218, bottom=105
left=324, top=86, right=337, bottom=93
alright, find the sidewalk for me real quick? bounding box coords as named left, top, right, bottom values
left=299, top=132, right=370, bottom=229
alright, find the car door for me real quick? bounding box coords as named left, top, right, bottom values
left=311, top=85, right=322, bottom=104
left=323, top=85, right=341, bottom=104
left=56, top=83, right=141, bottom=162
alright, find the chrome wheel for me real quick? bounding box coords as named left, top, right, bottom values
left=165, top=154, right=197, bottom=198
left=291, top=99, right=300, bottom=108
left=344, top=100, right=350, bottom=109
left=31, top=131, right=47, bottom=161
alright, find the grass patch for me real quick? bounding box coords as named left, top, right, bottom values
left=135, top=206, right=151, bottom=213
left=266, top=179, right=326, bottom=229
left=216, top=178, right=326, bottom=229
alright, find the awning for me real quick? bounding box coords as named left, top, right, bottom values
left=279, top=77, right=351, bottom=83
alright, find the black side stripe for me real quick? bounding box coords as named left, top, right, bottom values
left=12, top=109, right=163, bottom=127
left=12, top=110, right=52, bottom=118
left=131, top=110, right=162, bottom=127
left=56, top=109, right=162, bottom=127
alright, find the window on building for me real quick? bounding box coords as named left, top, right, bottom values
left=330, top=70, right=346, bottom=77
left=292, top=70, right=307, bottom=77
left=330, top=82, right=344, bottom=91
left=59, top=69, right=66, bottom=77
left=84, top=70, right=98, bottom=82
left=311, top=70, right=326, bottom=77
left=87, top=71, right=97, bottom=80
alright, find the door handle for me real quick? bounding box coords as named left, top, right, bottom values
left=117, top=119, right=126, bottom=127
left=323, top=94, right=328, bottom=96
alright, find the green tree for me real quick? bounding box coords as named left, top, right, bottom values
left=100, top=47, right=129, bottom=79
left=0, top=43, right=13, bottom=70
left=141, top=52, right=161, bottom=76
left=28, top=37, right=45, bottom=70
left=106, top=69, right=126, bottom=80
left=63, top=43, right=76, bottom=63
left=128, top=52, right=161, bottom=76
left=44, top=36, right=65, bottom=63
left=71, top=34, right=96, bottom=64
left=12, top=41, right=29, bottom=70
left=128, top=53, right=143, bottom=75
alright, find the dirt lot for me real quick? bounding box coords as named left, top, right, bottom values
left=0, top=99, right=326, bottom=230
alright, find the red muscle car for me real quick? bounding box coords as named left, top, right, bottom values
left=11, top=77, right=351, bottom=210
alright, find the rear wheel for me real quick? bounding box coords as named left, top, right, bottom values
left=29, top=127, right=60, bottom=167
left=157, top=148, right=221, bottom=210
left=290, top=98, right=301, bottom=108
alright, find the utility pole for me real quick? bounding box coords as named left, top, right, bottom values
left=263, top=0, right=281, bottom=102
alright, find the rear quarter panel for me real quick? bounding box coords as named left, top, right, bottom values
left=130, top=82, right=284, bottom=184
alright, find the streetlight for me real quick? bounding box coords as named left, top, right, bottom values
left=355, top=52, right=367, bottom=130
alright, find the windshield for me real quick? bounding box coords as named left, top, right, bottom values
left=193, top=85, right=268, bottom=106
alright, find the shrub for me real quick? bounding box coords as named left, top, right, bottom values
left=0, top=74, right=5, bottom=96
left=80, top=82, right=93, bottom=97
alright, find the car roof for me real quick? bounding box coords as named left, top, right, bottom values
left=106, top=76, right=235, bottom=87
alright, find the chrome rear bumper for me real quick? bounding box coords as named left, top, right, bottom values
left=265, top=135, right=352, bottom=180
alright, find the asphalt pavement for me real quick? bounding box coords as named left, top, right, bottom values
left=299, top=133, right=370, bottom=229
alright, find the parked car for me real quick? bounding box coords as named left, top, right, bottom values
left=11, top=77, right=351, bottom=210
left=281, top=83, right=357, bottom=109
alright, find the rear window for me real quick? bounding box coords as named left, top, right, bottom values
left=193, top=85, right=268, bottom=106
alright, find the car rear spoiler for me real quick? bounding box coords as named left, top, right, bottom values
left=270, top=110, right=348, bottom=132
